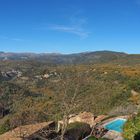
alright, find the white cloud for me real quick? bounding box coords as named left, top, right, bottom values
left=46, top=12, right=90, bottom=39
left=49, top=24, right=89, bottom=39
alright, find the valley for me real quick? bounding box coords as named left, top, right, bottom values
left=0, top=51, right=140, bottom=139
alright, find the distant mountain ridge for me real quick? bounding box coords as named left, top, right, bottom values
left=0, top=50, right=139, bottom=65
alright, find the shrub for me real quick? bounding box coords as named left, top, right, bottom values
left=88, top=136, right=108, bottom=140
left=123, top=113, right=140, bottom=140
left=0, top=119, right=10, bottom=134
left=64, top=122, right=91, bottom=140
left=128, top=79, right=140, bottom=92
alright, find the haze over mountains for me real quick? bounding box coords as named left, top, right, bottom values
left=0, top=51, right=139, bottom=65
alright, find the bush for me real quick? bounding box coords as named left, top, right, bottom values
left=0, top=119, right=10, bottom=134
left=123, top=113, right=140, bottom=140
left=64, top=122, right=91, bottom=140
left=128, top=79, right=140, bottom=92
left=88, top=136, right=108, bottom=140
left=134, top=132, right=140, bottom=140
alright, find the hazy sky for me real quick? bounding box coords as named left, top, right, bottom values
left=0, top=0, right=140, bottom=54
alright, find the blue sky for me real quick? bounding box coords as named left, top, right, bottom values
left=0, top=0, right=140, bottom=54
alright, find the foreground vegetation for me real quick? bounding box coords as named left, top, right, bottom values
left=123, top=114, right=140, bottom=140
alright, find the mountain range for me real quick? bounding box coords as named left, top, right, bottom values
left=0, top=51, right=139, bottom=65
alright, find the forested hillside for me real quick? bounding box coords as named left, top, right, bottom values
left=0, top=51, right=140, bottom=136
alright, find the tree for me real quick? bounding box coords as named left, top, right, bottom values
left=55, top=66, right=92, bottom=140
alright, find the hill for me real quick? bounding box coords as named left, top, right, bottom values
left=0, top=51, right=128, bottom=64
left=0, top=50, right=140, bottom=139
